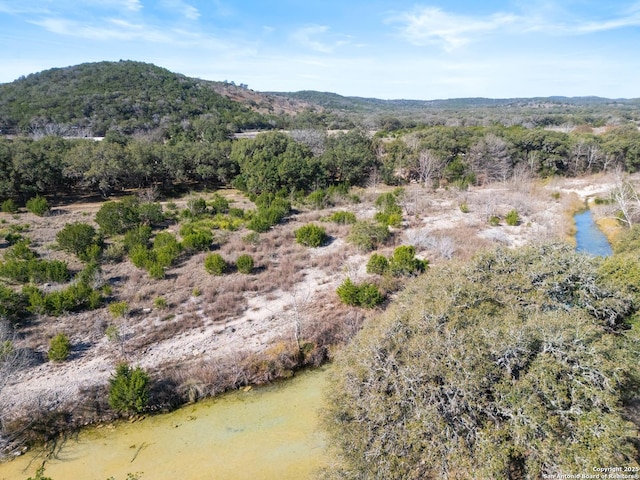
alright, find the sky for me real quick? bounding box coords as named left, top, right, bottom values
left=0, top=0, right=639, bottom=100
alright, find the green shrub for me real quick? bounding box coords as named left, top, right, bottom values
left=0, top=284, right=27, bottom=322
left=489, top=215, right=501, bottom=226
left=186, top=197, right=207, bottom=217
left=505, top=209, right=520, bottom=226
left=336, top=278, right=385, bottom=308
left=373, top=212, right=403, bottom=227
left=108, top=363, right=150, bottom=414
left=366, top=253, right=390, bottom=275
left=459, top=202, right=470, bottom=213
left=26, top=195, right=50, bottom=216
left=242, top=232, right=260, bottom=245
left=109, top=301, right=129, bottom=319
left=208, top=194, right=230, bottom=214
left=154, top=297, right=167, bottom=309
left=138, top=202, right=164, bottom=225
left=1, top=199, right=18, bottom=213
left=48, top=333, right=71, bottom=362
left=327, top=211, right=357, bottom=225
left=307, top=189, right=331, bottom=209
left=389, top=245, right=427, bottom=277
left=236, top=254, right=254, bottom=274
left=123, top=225, right=152, bottom=252
left=103, top=242, right=126, bottom=263
left=204, top=253, right=227, bottom=275
left=347, top=221, right=390, bottom=252
left=56, top=222, right=103, bottom=261
left=182, top=230, right=213, bottom=251
left=295, top=224, right=328, bottom=247
left=95, top=198, right=140, bottom=235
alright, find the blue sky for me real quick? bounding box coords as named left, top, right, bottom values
left=0, top=0, right=639, bottom=99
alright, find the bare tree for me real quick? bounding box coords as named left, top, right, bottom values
left=468, top=134, right=512, bottom=185
left=610, top=170, right=640, bottom=228
left=415, top=149, right=443, bottom=187
left=289, top=129, right=326, bottom=156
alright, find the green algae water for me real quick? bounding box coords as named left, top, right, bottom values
left=0, top=367, right=330, bottom=480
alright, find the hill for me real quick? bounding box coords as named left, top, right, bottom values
left=0, top=60, right=312, bottom=136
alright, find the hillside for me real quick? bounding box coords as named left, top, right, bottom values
left=0, top=61, right=312, bottom=136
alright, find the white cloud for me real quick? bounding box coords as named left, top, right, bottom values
left=391, top=4, right=640, bottom=51
left=31, top=17, right=172, bottom=42
left=291, top=25, right=334, bottom=53
left=161, top=0, right=201, bottom=21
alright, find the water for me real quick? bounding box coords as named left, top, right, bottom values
left=574, top=209, right=612, bottom=256
left=0, top=367, right=330, bottom=480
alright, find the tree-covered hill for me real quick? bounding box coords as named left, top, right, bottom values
left=0, top=60, right=289, bottom=136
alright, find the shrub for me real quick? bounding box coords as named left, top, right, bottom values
left=389, top=245, right=427, bottom=277
left=236, top=254, right=254, bottom=274
left=489, top=215, right=501, bottom=226
left=109, top=301, right=129, bottom=319
left=26, top=195, right=50, bottom=216
left=56, top=222, right=102, bottom=261
left=186, top=197, right=207, bottom=217
left=138, top=202, right=164, bottom=225
left=336, top=278, right=385, bottom=308
left=348, top=221, right=390, bottom=252
left=154, top=297, right=167, bottom=309
left=48, top=333, right=71, bottom=362
left=242, top=232, right=260, bottom=245
left=208, top=194, right=230, bottom=214
left=327, top=211, right=357, bottom=225
left=295, top=224, right=328, bottom=247
left=374, top=191, right=403, bottom=227
left=108, top=363, right=150, bottom=414
left=505, top=209, right=520, bottom=226
left=182, top=230, right=213, bottom=251
left=1, top=199, right=18, bottom=213
left=459, top=202, right=470, bottom=213
left=95, top=198, right=140, bottom=235
left=204, top=253, right=227, bottom=275
left=123, top=225, right=152, bottom=252
left=366, top=253, right=390, bottom=275
left=307, top=189, right=331, bottom=209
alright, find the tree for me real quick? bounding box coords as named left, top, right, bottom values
left=48, top=333, right=71, bottom=362
left=323, top=244, right=638, bottom=479
left=322, top=129, right=377, bottom=186
left=108, top=363, right=150, bottom=414
left=95, top=197, right=141, bottom=235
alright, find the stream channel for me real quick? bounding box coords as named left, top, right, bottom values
left=574, top=209, right=613, bottom=256
left=0, top=366, right=330, bottom=480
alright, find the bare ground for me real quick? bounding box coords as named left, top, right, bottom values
left=0, top=173, right=629, bottom=438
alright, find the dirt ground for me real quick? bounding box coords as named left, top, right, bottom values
left=0, top=172, right=628, bottom=431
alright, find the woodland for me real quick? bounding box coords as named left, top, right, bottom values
left=0, top=60, right=639, bottom=479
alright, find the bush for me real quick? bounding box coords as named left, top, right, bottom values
left=389, top=245, right=427, bottom=277
left=1, top=198, right=18, bottom=213
left=327, top=211, right=357, bottom=225
left=26, top=195, right=50, bottom=216
left=56, top=222, right=102, bottom=261
left=505, top=209, right=520, bottom=226
left=108, top=363, right=150, bottom=414
left=204, top=253, right=227, bottom=275
left=182, top=230, right=213, bottom=251
left=366, top=253, right=390, bottom=275
left=489, top=215, right=501, bottom=226
left=123, top=225, right=152, bottom=252
left=138, top=202, right=164, bottom=225
left=186, top=197, right=207, bottom=217
left=336, top=278, right=385, bottom=308
left=347, top=221, right=390, bottom=252
left=236, top=254, right=254, bottom=274
left=154, top=297, right=167, bottom=309
left=208, top=194, right=230, bottom=214
left=95, top=198, right=140, bottom=235
left=459, top=202, right=470, bottom=213
left=295, top=224, right=328, bottom=247
left=48, top=333, right=71, bottom=362
left=374, top=191, right=403, bottom=227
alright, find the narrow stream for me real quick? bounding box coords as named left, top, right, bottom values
left=0, top=367, right=330, bottom=480
left=574, top=209, right=612, bottom=256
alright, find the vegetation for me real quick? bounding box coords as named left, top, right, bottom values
left=294, top=224, right=328, bottom=247
left=336, top=278, right=385, bottom=308
left=323, top=243, right=639, bottom=478
left=47, top=333, right=71, bottom=362
left=505, top=208, right=520, bottom=226
left=25, top=196, right=49, bottom=216
left=204, top=253, right=227, bottom=276
left=347, top=221, right=390, bottom=252
left=236, top=254, right=254, bottom=274
left=56, top=222, right=103, bottom=261
left=108, top=363, right=150, bottom=414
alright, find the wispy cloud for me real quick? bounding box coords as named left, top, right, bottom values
left=290, top=25, right=349, bottom=54
left=391, top=4, right=640, bottom=51
left=161, top=0, right=200, bottom=21
left=31, top=17, right=172, bottom=42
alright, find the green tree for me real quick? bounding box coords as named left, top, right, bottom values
left=108, top=363, right=150, bottom=414
left=323, top=243, right=638, bottom=479
left=95, top=197, right=140, bottom=235
left=48, top=333, right=71, bottom=362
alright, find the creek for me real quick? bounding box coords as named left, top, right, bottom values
left=574, top=209, right=612, bottom=256
left=0, top=366, right=330, bottom=480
